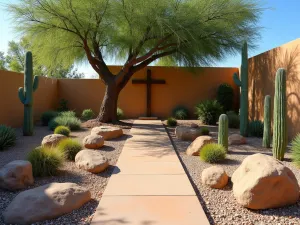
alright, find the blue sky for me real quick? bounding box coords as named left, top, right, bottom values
left=0, top=0, right=300, bottom=77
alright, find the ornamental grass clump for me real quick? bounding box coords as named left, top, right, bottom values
left=54, top=126, right=71, bottom=137
left=0, top=125, right=16, bottom=151
left=200, top=143, right=226, bottom=163
left=41, top=111, right=59, bottom=126
left=291, top=134, right=300, bottom=168
left=49, top=115, right=81, bottom=131
left=27, top=146, right=64, bottom=177
left=172, top=106, right=189, bottom=120
left=195, top=100, right=223, bottom=125
left=57, top=139, right=82, bottom=161
left=117, top=107, right=124, bottom=120
left=82, top=109, right=95, bottom=120
left=167, top=117, right=177, bottom=127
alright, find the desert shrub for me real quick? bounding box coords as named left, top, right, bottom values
left=54, top=126, right=70, bottom=137
left=291, top=134, right=300, bottom=167
left=200, top=143, right=226, bottom=163
left=217, top=83, right=234, bottom=112
left=57, top=139, right=82, bottom=161
left=117, top=107, right=124, bottom=120
left=195, top=100, right=223, bottom=125
left=57, top=99, right=69, bottom=112
left=27, top=147, right=64, bottom=177
left=0, top=125, right=16, bottom=151
left=49, top=116, right=81, bottom=131
left=201, top=127, right=210, bottom=135
left=172, top=106, right=189, bottom=120
left=82, top=109, right=95, bottom=120
left=249, top=120, right=264, bottom=137
left=167, top=117, right=177, bottom=127
left=59, top=111, right=76, bottom=118
left=226, top=111, right=240, bottom=129
left=41, top=111, right=59, bottom=126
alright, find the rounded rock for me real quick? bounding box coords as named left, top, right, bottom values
left=75, top=150, right=109, bottom=173
left=83, top=134, right=104, bottom=149
left=91, top=126, right=123, bottom=140
left=186, top=136, right=215, bottom=156
left=201, top=166, right=228, bottom=189
left=175, top=126, right=202, bottom=141
left=41, top=134, right=67, bottom=148
left=228, top=134, right=246, bottom=145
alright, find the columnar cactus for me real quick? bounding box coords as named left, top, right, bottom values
left=218, top=114, right=228, bottom=152
left=233, top=41, right=248, bottom=137
left=272, top=68, right=287, bottom=160
left=263, top=95, right=271, bottom=148
left=18, top=52, right=39, bottom=136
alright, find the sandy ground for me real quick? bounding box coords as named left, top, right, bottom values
left=0, top=120, right=132, bottom=225
left=165, top=120, right=300, bottom=225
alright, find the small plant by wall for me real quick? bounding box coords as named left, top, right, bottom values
left=217, top=83, right=234, bottom=112
left=195, top=100, right=223, bottom=125
left=0, top=125, right=16, bottom=151
left=172, top=106, right=189, bottom=120
left=117, top=107, right=124, bottom=120
left=82, top=109, right=95, bottom=121
left=41, top=111, right=59, bottom=126
left=54, top=126, right=71, bottom=137
left=167, top=117, right=177, bottom=127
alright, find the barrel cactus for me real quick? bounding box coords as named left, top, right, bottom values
left=249, top=120, right=264, bottom=137
left=218, top=114, right=228, bottom=152
left=18, top=51, right=39, bottom=136
left=272, top=68, right=287, bottom=160
left=233, top=41, right=248, bottom=137
left=263, top=95, right=271, bottom=148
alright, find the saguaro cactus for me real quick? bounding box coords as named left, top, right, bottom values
left=218, top=114, right=228, bottom=151
left=18, top=51, right=39, bottom=136
left=233, top=41, right=248, bottom=137
left=263, top=95, right=271, bottom=148
left=272, top=68, right=287, bottom=160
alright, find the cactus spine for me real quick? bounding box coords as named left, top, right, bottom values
left=263, top=95, right=271, bottom=148
left=218, top=114, right=228, bottom=151
left=233, top=41, right=248, bottom=137
left=272, top=68, right=287, bottom=160
left=18, top=52, right=39, bottom=136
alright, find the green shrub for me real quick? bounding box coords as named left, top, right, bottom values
left=54, top=126, right=71, bottom=137
left=57, top=139, right=82, bottom=161
left=217, top=83, right=234, bottom=112
left=82, top=109, right=95, bottom=120
left=59, top=111, right=76, bottom=118
left=249, top=120, right=264, bottom=137
left=41, top=111, right=59, bottom=126
left=226, top=111, right=240, bottom=129
left=27, top=147, right=64, bottom=177
left=201, top=127, right=210, bottom=135
left=57, top=99, right=69, bottom=112
left=167, top=117, right=177, bottom=127
left=49, top=116, right=81, bottom=131
left=117, top=107, right=124, bottom=120
left=291, top=134, right=300, bottom=167
left=0, top=125, right=17, bottom=151
left=172, top=106, right=189, bottom=120
left=200, top=143, right=226, bottom=163
left=195, top=100, right=223, bottom=125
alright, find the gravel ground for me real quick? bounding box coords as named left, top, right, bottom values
left=165, top=120, right=300, bottom=225
left=0, top=120, right=132, bottom=225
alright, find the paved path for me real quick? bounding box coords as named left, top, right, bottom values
left=91, top=120, right=210, bottom=225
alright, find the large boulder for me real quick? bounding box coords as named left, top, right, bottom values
left=228, top=134, right=246, bottom=145
left=186, top=136, right=214, bottom=156
left=83, top=134, right=104, bottom=149
left=41, top=134, right=67, bottom=147
left=201, top=166, right=228, bottom=189
left=175, top=126, right=202, bottom=141
left=3, top=182, right=91, bottom=224
left=75, top=150, right=109, bottom=173
left=232, top=153, right=300, bottom=209
left=0, top=160, right=34, bottom=191
left=91, top=126, right=123, bottom=140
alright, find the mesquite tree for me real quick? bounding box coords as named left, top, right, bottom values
left=8, top=0, right=262, bottom=122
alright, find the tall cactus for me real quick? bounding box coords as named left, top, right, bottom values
left=272, top=68, right=287, bottom=160
left=18, top=52, right=39, bottom=136
left=233, top=41, right=248, bottom=137
left=218, top=114, right=228, bottom=152
left=263, top=95, right=271, bottom=148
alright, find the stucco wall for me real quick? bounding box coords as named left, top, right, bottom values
left=248, top=38, right=300, bottom=139
left=58, top=66, right=239, bottom=119
left=0, top=70, right=58, bottom=127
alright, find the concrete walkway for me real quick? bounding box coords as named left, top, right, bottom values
left=91, top=120, right=210, bottom=225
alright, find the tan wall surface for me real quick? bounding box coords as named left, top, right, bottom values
left=248, top=38, right=300, bottom=139
left=0, top=70, right=58, bottom=127
left=58, top=66, right=239, bottom=119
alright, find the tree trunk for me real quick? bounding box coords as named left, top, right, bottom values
left=97, top=81, right=120, bottom=123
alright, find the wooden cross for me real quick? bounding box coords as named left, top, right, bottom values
left=132, top=69, right=166, bottom=117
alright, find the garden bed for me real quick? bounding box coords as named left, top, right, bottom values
left=165, top=120, right=300, bottom=225
left=0, top=120, right=132, bottom=225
